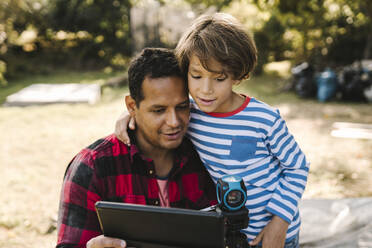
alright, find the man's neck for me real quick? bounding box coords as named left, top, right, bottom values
left=135, top=133, right=175, bottom=178
left=145, top=150, right=175, bottom=179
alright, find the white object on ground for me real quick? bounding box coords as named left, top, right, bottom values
left=4, top=83, right=101, bottom=106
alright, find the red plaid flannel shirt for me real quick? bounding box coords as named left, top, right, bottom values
left=56, top=133, right=217, bottom=248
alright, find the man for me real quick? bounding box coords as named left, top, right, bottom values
left=56, top=48, right=217, bottom=248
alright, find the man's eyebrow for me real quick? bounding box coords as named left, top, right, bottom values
left=150, top=104, right=166, bottom=108
left=150, top=99, right=188, bottom=108
left=178, top=100, right=189, bottom=105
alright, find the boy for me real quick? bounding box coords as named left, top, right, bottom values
left=116, top=13, right=309, bottom=248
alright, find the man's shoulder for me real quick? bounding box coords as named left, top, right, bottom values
left=86, top=134, right=122, bottom=151
left=73, top=134, right=129, bottom=165
left=65, top=134, right=129, bottom=178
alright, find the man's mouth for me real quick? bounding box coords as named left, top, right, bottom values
left=163, top=130, right=183, bottom=140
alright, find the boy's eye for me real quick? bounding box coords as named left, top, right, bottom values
left=215, top=74, right=227, bottom=82
left=190, top=74, right=201, bottom=79
left=216, top=77, right=226, bottom=82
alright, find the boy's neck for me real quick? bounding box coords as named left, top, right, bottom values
left=231, top=92, right=246, bottom=109
left=222, top=92, right=245, bottom=113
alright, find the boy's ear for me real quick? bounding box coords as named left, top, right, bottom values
left=242, top=73, right=251, bottom=80
left=125, top=95, right=137, bottom=116
left=234, top=73, right=250, bottom=86
left=233, top=79, right=242, bottom=86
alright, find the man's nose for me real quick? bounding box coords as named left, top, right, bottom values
left=165, top=110, right=180, bottom=127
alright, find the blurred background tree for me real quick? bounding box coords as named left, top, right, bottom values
left=48, top=0, right=132, bottom=69
left=251, top=0, right=372, bottom=71
left=0, top=0, right=371, bottom=84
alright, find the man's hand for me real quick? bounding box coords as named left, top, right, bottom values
left=114, top=112, right=135, bottom=146
left=249, top=215, right=289, bottom=248
left=86, top=235, right=126, bottom=248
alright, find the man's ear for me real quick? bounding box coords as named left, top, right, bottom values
left=125, top=95, right=137, bottom=117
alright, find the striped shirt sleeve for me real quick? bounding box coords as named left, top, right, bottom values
left=265, top=115, right=310, bottom=223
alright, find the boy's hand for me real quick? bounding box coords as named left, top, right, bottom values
left=86, top=235, right=126, bottom=248
left=114, top=112, right=135, bottom=145
left=249, top=215, right=289, bottom=248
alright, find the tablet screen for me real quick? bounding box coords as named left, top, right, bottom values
left=95, top=201, right=225, bottom=248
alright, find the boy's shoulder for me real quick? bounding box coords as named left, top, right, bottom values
left=189, top=96, right=281, bottom=119
left=244, top=97, right=281, bottom=117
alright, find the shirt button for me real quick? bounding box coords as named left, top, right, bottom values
left=149, top=169, right=154, bottom=175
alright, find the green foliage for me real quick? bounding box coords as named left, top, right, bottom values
left=250, top=0, right=372, bottom=68
left=0, top=60, right=7, bottom=86
left=184, top=0, right=233, bottom=11
left=48, top=0, right=132, bottom=62
left=0, top=0, right=133, bottom=83
left=1, top=0, right=372, bottom=84
left=254, top=15, right=289, bottom=73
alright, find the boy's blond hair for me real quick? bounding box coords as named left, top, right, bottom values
left=175, top=12, right=257, bottom=80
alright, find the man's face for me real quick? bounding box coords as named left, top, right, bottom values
left=128, top=76, right=190, bottom=152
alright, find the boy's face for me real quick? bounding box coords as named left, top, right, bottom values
left=187, top=54, right=240, bottom=113
left=126, top=76, right=190, bottom=152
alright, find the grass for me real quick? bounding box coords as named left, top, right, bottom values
left=0, top=70, right=371, bottom=248
left=236, top=74, right=300, bottom=104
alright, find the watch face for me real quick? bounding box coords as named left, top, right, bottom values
left=226, top=190, right=243, bottom=207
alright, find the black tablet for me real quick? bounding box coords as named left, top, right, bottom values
left=95, top=201, right=225, bottom=248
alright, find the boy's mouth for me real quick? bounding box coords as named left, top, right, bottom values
left=198, top=97, right=216, bottom=106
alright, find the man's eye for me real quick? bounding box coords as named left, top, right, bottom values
left=152, top=109, right=164, bottom=113
left=177, top=104, right=189, bottom=109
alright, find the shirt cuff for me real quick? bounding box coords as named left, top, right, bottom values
left=265, top=198, right=295, bottom=224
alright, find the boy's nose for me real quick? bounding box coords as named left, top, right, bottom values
left=201, top=79, right=213, bottom=94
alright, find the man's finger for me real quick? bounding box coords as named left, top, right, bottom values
left=129, top=117, right=136, bottom=130
left=87, top=235, right=126, bottom=248
left=114, top=116, right=131, bottom=145
left=108, top=238, right=126, bottom=248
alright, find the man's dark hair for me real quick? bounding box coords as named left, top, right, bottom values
left=128, top=48, right=185, bottom=106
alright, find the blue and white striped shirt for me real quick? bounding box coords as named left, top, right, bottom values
left=188, top=96, right=309, bottom=242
